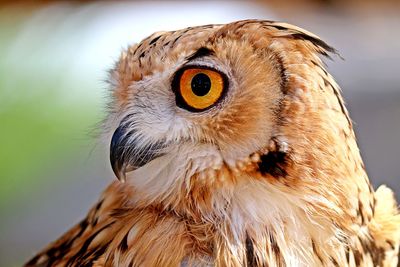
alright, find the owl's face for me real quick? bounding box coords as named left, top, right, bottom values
left=108, top=20, right=354, bottom=212
left=110, top=26, right=283, bottom=179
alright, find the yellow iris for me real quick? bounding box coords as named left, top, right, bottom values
left=178, top=68, right=225, bottom=110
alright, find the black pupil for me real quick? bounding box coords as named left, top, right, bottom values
left=191, top=73, right=211, bottom=96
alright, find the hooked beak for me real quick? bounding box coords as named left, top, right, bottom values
left=110, top=124, right=165, bottom=182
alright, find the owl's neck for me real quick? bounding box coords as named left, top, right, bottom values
left=122, top=172, right=350, bottom=266
left=124, top=135, right=371, bottom=266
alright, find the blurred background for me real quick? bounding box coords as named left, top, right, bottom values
left=0, top=0, right=399, bottom=266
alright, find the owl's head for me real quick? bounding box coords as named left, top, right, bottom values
left=107, top=20, right=363, bottom=216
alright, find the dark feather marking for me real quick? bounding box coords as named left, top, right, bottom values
left=92, top=216, right=99, bottom=227
left=360, top=238, right=385, bottom=266
left=94, top=199, right=104, bottom=212
left=331, top=85, right=352, bottom=127
left=311, top=60, right=329, bottom=85
left=290, top=32, right=337, bottom=58
left=91, top=244, right=108, bottom=261
left=186, top=47, right=214, bottom=61
left=119, top=230, right=130, bottom=252
left=275, top=54, right=288, bottom=94
left=258, top=151, right=288, bottom=178
left=66, top=222, right=115, bottom=266
left=358, top=198, right=365, bottom=225
left=79, top=242, right=110, bottom=267
left=269, top=24, right=288, bottom=31
left=361, top=161, right=367, bottom=171
left=311, top=46, right=351, bottom=129
left=310, top=59, right=319, bottom=67
left=372, top=196, right=376, bottom=217
left=312, top=239, right=324, bottom=264
left=149, top=35, right=161, bottom=45
left=322, top=76, right=352, bottom=127
left=25, top=254, right=42, bottom=266
left=398, top=249, right=400, bottom=266
left=346, top=236, right=387, bottom=267
left=91, top=200, right=103, bottom=226
left=330, top=256, right=339, bottom=266
left=353, top=247, right=362, bottom=266
left=345, top=247, right=350, bottom=263
left=139, top=51, right=146, bottom=59
left=245, top=234, right=257, bottom=267
left=162, top=41, right=171, bottom=48
left=133, top=42, right=144, bottom=57
left=320, top=65, right=328, bottom=76
left=170, top=34, right=183, bottom=47
left=386, top=240, right=395, bottom=250
left=46, top=246, right=61, bottom=261
left=269, top=234, right=282, bottom=265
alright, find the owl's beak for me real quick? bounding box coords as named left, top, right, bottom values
left=110, top=125, right=164, bottom=182
left=110, top=125, right=130, bottom=182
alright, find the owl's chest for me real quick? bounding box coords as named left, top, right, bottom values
left=107, top=171, right=342, bottom=266
left=121, top=216, right=329, bottom=267
left=112, top=198, right=331, bottom=267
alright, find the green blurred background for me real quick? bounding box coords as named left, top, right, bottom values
left=0, top=1, right=399, bottom=266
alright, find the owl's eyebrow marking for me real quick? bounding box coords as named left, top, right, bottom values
left=186, top=47, right=215, bottom=61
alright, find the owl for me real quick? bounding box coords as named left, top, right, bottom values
left=25, top=20, right=399, bottom=267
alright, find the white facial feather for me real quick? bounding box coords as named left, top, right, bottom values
left=126, top=142, right=223, bottom=203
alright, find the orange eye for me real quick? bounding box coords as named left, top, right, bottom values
left=174, top=67, right=226, bottom=111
